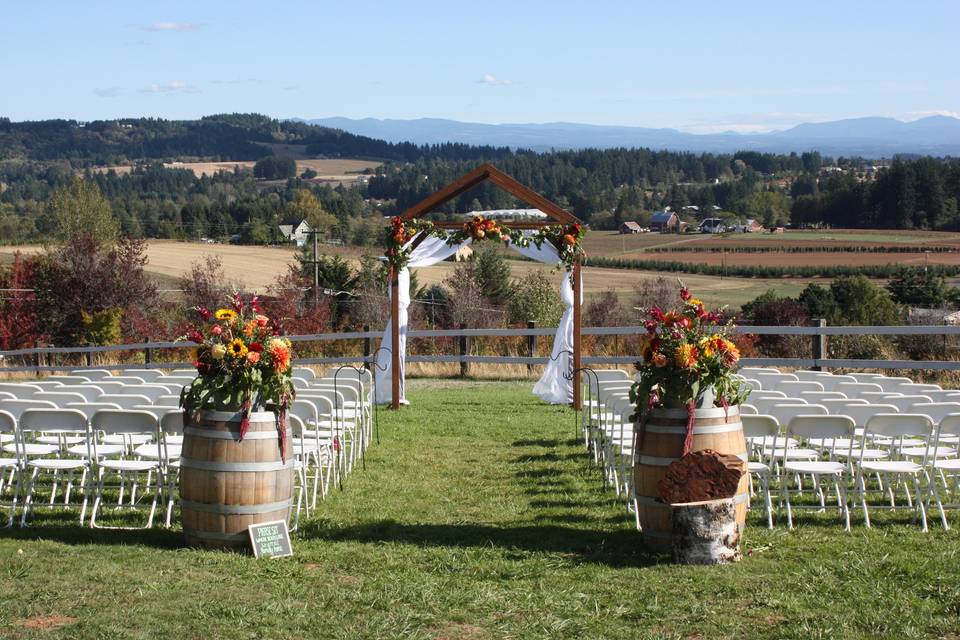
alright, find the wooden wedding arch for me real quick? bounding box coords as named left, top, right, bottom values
left=386, top=163, right=585, bottom=410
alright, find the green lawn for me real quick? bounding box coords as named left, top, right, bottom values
left=2, top=381, right=960, bottom=639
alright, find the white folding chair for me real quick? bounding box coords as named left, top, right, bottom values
left=89, top=410, right=163, bottom=529
left=799, top=391, right=847, bottom=403
left=778, top=381, right=825, bottom=395
left=70, top=369, right=112, bottom=381
left=293, top=367, right=318, bottom=382
left=745, top=390, right=787, bottom=401
left=781, top=415, right=856, bottom=530
left=896, top=382, right=942, bottom=395
left=875, top=377, right=915, bottom=393
left=55, top=385, right=103, bottom=402
left=833, top=382, right=884, bottom=398
left=885, top=395, right=934, bottom=413
left=158, top=411, right=184, bottom=528
left=45, top=375, right=91, bottom=385
left=124, top=369, right=164, bottom=383
left=33, top=391, right=89, bottom=407
left=847, top=373, right=884, bottom=383
left=107, top=376, right=147, bottom=385
left=19, top=408, right=94, bottom=526
left=816, top=375, right=858, bottom=392
left=742, top=414, right=778, bottom=529
left=751, top=396, right=806, bottom=416
left=820, top=399, right=868, bottom=415
left=0, top=410, right=24, bottom=527
left=855, top=414, right=938, bottom=531
left=96, top=394, right=153, bottom=410
left=0, top=384, right=43, bottom=399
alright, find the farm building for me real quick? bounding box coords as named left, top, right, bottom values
left=278, top=220, right=312, bottom=247
left=650, top=211, right=686, bottom=233
left=744, top=219, right=763, bottom=232
left=619, top=221, right=644, bottom=234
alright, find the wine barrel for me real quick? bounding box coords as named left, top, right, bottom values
left=179, top=409, right=293, bottom=551
left=633, top=405, right=748, bottom=552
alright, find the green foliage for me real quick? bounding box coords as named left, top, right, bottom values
left=507, top=271, right=563, bottom=326
left=473, top=246, right=513, bottom=307
left=738, top=190, right=790, bottom=227
left=830, top=275, right=900, bottom=325
left=798, top=283, right=839, bottom=320
left=80, top=308, right=123, bottom=345
left=887, top=266, right=951, bottom=306
left=253, top=156, right=296, bottom=180
left=47, top=177, right=118, bottom=245
left=285, top=188, right=337, bottom=235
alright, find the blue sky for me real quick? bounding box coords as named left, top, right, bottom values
left=1, top=1, right=957, bottom=132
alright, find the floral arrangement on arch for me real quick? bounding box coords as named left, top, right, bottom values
left=384, top=214, right=586, bottom=274
left=629, top=284, right=748, bottom=454
left=178, top=293, right=296, bottom=460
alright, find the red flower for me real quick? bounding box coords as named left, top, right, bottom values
left=248, top=341, right=263, bottom=353
left=250, top=295, right=262, bottom=313
left=678, top=316, right=692, bottom=330
left=680, top=287, right=691, bottom=301
left=231, top=292, right=244, bottom=312
left=644, top=319, right=658, bottom=334
left=650, top=306, right=665, bottom=322
left=195, top=306, right=212, bottom=320
left=211, top=325, right=222, bottom=336
left=186, top=329, right=204, bottom=344
left=695, top=303, right=707, bottom=319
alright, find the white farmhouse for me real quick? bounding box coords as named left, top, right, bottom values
left=278, top=220, right=312, bottom=247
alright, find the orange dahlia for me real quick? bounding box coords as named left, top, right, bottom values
left=674, top=343, right=698, bottom=369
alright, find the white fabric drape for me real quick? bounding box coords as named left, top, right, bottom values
left=374, top=236, right=468, bottom=404
left=375, top=232, right=579, bottom=406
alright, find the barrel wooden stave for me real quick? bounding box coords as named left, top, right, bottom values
left=634, top=406, right=749, bottom=552
left=180, top=410, right=292, bottom=550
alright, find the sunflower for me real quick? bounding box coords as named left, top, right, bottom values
left=215, top=308, right=237, bottom=322
left=674, top=343, right=698, bottom=370
left=227, top=338, right=248, bottom=358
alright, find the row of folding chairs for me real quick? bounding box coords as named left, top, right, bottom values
left=0, top=365, right=376, bottom=529
left=742, top=410, right=959, bottom=532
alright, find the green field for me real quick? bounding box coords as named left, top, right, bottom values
left=1, top=381, right=959, bottom=639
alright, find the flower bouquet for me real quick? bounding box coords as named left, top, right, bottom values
left=630, top=284, right=747, bottom=454
left=178, top=293, right=296, bottom=459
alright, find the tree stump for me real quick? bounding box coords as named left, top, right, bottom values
left=659, top=450, right=746, bottom=565
left=657, top=449, right=745, bottom=505
left=671, top=498, right=742, bottom=564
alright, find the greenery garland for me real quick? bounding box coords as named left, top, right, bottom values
left=384, top=215, right=586, bottom=274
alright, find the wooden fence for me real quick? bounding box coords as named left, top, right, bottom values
left=3, top=323, right=960, bottom=374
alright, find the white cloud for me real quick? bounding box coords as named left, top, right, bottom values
left=93, top=87, right=123, bottom=98
left=142, top=22, right=200, bottom=32
left=904, top=109, right=960, bottom=120
left=478, top=73, right=513, bottom=86
left=282, top=84, right=299, bottom=92
left=139, top=80, right=201, bottom=94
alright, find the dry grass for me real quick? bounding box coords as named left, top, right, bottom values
left=89, top=159, right=381, bottom=181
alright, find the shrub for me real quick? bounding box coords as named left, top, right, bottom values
left=507, top=271, right=563, bottom=327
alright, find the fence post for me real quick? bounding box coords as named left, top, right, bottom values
left=363, top=325, right=371, bottom=367
left=144, top=337, right=153, bottom=367
left=34, top=341, right=42, bottom=376
left=526, top=320, right=537, bottom=374
left=85, top=344, right=93, bottom=367
left=459, top=323, right=470, bottom=378
left=812, top=318, right=827, bottom=371
left=47, top=344, right=54, bottom=370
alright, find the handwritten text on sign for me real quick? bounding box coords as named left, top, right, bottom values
left=248, top=520, right=293, bottom=558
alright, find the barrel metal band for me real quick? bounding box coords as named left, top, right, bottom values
left=638, top=452, right=747, bottom=466
left=185, top=530, right=248, bottom=542
left=181, top=499, right=292, bottom=515
left=183, top=427, right=282, bottom=441
left=200, top=410, right=276, bottom=423
left=645, top=423, right=743, bottom=435
left=636, top=492, right=750, bottom=507
left=180, top=457, right=295, bottom=472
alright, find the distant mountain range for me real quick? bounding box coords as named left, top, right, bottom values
left=298, top=115, right=960, bottom=157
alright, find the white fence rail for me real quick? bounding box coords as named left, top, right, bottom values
left=2, top=324, right=960, bottom=374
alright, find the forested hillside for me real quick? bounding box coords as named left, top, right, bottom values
left=1, top=113, right=960, bottom=246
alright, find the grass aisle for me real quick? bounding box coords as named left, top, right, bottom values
left=1, top=380, right=959, bottom=639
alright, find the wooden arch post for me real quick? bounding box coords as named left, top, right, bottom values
left=386, top=163, right=584, bottom=410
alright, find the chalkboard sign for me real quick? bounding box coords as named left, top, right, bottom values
left=248, top=520, right=293, bottom=559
